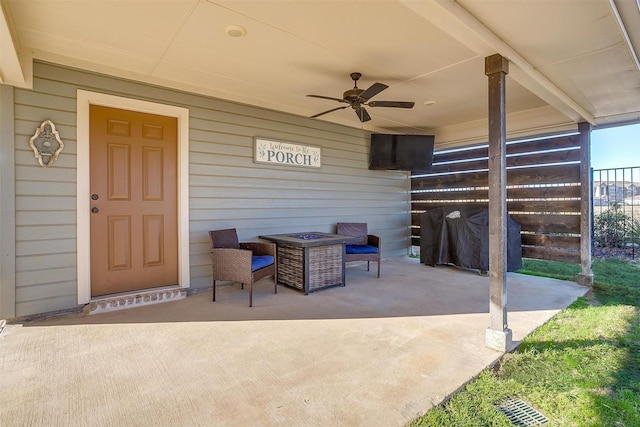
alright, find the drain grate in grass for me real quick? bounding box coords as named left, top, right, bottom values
left=495, top=397, right=549, bottom=426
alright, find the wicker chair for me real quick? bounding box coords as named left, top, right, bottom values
left=209, top=228, right=277, bottom=307
left=336, top=222, right=381, bottom=277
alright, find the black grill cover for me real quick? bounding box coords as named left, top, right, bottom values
left=420, top=206, right=522, bottom=272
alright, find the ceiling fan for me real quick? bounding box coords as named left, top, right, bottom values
left=307, top=72, right=415, bottom=123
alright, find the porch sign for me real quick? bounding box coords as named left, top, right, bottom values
left=254, top=138, right=321, bottom=168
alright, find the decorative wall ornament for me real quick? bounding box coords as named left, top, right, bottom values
left=29, top=119, right=64, bottom=168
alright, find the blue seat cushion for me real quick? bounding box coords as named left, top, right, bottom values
left=346, top=244, right=378, bottom=254
left=251, top=255, right=274, bottom=272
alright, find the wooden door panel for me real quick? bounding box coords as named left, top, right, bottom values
left=143, top=146, right=164, bottom=200
left=90, top=105, right=178, bottom=297
left=107, top=119, right=131, bottom=137
left=108, top=144, right=131, bottom=200
left=143, top=215, right=164, bottom=266
left=109, top=216, right=132, bottom=270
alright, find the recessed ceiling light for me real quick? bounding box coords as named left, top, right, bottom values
left=225, top=25, right=247, bottom=38
left=424, top=100, right=437, bottom=106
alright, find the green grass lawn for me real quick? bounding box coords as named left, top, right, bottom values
left=410, top=258, right=640, bottom=427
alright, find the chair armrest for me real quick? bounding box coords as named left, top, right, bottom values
left=211, top=248, right=253, bottom=267
left=367, top=234, right=381, bottom=248
left=240, top=242, right=276, bottom=257
left=210, top=248, right=254, bottom=283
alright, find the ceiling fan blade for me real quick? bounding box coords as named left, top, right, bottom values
left=307, top=94, right=348, bottom=103
left=354, top=106, right=371, bottom=122
left=359, top=82, right=388, bottom=101
left=368, top=101, right=415, bottom=108
left=310, top=106, right=349, bottom=118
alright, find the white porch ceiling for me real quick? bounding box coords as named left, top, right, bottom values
left=2, top=0, right=640, bottom=146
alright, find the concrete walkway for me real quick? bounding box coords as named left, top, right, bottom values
left=0, top=257, right=588, bottom=426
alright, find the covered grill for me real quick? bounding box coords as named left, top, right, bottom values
left=420, top=206, right=522, bottom=273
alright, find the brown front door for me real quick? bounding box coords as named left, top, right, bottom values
left=89, top=105, right=178, bottom=297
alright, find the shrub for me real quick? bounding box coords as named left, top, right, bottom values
left=594, top=202, right=640, bottom=247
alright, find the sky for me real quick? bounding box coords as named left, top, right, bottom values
left=591, top=123, right=640, bottom=170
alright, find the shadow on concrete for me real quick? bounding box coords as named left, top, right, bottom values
left=0, top=257, right=590, bottom=427
left=27, top=257, right=588, bottom=326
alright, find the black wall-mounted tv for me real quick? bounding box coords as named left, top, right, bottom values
left=369, top=134, right=435, bottom=173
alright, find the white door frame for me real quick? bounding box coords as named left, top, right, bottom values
left=76, top=90, right=190, bottom=304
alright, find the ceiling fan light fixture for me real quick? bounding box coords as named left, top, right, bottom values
left=307, top=72, right=414, bottom=123
left=225, top=25, right=247, bottom=38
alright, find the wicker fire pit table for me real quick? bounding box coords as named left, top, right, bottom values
left=259, top=232, right=355, bottom=294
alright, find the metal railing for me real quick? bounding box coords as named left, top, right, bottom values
left=593, top=167, right=640, bottom=260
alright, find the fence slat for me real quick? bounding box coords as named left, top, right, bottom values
left=507, top=185, right=581, bottom=199
left=507, top=164, right=581, bottom=186
left=521, top=234, right=581, bottom=249
left=429, top=148, right=580, bottom=174
left=522, top=246, right=580, bottom=263
left=412, top=164, right=581, bottom=190
left=412, top=189, right=489, bottom=201
left=507, top=200, right=581, bottom=213
left=431, top=135, right=579, bottom=164
left=510, top=213, right=581, bottom=234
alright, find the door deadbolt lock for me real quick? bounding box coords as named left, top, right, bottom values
left=91, top=207, right=100, bottom=214
left=91, top=194, right=99, bottom=200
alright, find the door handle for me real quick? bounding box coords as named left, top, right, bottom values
left=91, top=207, right=100, bottom=214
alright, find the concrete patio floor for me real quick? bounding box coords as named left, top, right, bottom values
left=0, top=256, right=588, bottom=426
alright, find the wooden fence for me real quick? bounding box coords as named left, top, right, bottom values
left=411, top=133, right=583, bottom=263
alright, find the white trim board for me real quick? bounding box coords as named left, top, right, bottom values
left=76, top=90, right=190, bottom=304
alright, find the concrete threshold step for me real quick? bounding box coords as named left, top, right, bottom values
left=85, top=286, right=187, bottom=315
